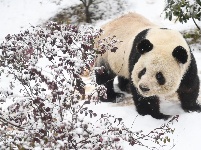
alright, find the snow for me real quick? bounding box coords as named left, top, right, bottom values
left=0, top=0, right=80, bottom=42
left=0, top=0, right=201, bottom=149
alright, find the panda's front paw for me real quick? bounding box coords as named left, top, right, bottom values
left=182, top=104, right=201, bottom=113
left=112, top=93, right=125, bottom=103
left=138, top=110, right=171, bottom=120
left=151, top=113, right=171, bottom=120
left=100, top=92, right=125, bottom=103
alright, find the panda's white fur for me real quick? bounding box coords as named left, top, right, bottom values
left=95, top=12, right=200, bottom=119
left=96, top=13, right=157, bottom=78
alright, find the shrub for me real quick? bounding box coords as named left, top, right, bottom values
left=164, top=0, right=201, bottom=30
left=182, top=29, right=201, bottom=44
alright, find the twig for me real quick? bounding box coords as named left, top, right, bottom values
left=192, top=17, right=200, bottom=31
left=0, top=116, right=24, bottom=130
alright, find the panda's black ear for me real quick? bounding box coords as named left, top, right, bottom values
left=172, top=46, right=188, bottom=64
left=137, top=39, right=153, bottom=54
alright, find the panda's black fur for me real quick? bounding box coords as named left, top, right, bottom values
left=95, top=13, right=201, bottom=119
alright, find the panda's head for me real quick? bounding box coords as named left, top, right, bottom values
left=131, top=28, right=191, bottom=97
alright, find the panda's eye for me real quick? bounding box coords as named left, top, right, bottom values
left=138, top=68, right=146, bottom=79
left=156, top=72, right=165, bottom=85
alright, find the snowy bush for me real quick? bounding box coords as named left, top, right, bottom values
left=0, top=23, right=178, bottom=149
left=164, top=0, right=201, bottom=30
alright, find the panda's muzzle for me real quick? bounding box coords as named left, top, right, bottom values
left=139, top=84, right=150, bottom=92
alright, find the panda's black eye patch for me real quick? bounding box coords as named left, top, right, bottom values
left=172, top=46, right=188, bottom=64
left=137, top=39, right=153, bottom=54
left=156, top=72, right=165, bottom=85
left=138, top=68, right=146, bottom=79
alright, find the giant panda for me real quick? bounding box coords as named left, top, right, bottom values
left=95, top=12, right=201, bottom=120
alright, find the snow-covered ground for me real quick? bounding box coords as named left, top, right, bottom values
left=0, top=0, right=80, bottom=42
left=0, top=0, right=201, bottom=149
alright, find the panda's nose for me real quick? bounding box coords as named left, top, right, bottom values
left=139, top=84, right=150, bottom=92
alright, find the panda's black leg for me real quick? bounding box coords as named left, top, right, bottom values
left=178, top=90, right=201, bottom=112
left=180, top=92, right=201, bottom=112
left=118, top=76, right=130, bottom=93
left=178, top=75, right=201, bottom=112
left=130, top=84, right=170, bottom=120
left=96, top=68, right=124, bottom=102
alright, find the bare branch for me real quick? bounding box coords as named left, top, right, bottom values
left=192, top=17, right=201, bottom=31
left=0, top=115, right=24, bottom=130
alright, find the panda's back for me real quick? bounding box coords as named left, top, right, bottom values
left=96, top=13, right=158, bottom=78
